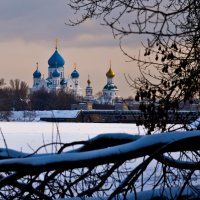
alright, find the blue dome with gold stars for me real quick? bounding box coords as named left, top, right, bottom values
left=48, top=50, right=65, bottom=68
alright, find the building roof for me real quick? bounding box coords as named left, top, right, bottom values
left=106, top=67, right=115, bottom=78
left=71, top=69, right=80, bottom=78
left=87, top=78, right=91, bottom=85
left=33, top=68, right=41, bottom=78
left=103, top=83, right=118, bottom=91
left=52, top=69, right=61, bottom=78
left=60, top=79, right=67, bottom=85
left=48, top=50, right=65, bottom=68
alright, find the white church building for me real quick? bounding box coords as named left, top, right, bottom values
left=32, top=45, right=119, bottom=105
left=32, top=45, right=81, bottom=96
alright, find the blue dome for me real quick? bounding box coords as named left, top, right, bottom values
left=60, top=79, right=67, bottom=85
left=52, top=69, right=61, bottom=78
left=33, top=68, right=41, bottom=78
left=71, top=69, right=80, bottom=78
left=48, top=50, right=65, bottom=68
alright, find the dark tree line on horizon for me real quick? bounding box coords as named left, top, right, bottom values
left=0, top=79, right=28, bottom=113
left=29, top=88, right=78, bottom=110
left=0, top=78, right=78, bottom=115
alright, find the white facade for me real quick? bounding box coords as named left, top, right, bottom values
left=32, top=48, right=81, bottom=96
left=32, top=47, right=119, bottom=105
left=84, top=77, right=94, bottom=102
left=100, top=65, right=118, bottom=105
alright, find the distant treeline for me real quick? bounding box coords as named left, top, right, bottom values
left=30, top=89, right=78, bottom=110
left=0, top=78, right=78, bottom=112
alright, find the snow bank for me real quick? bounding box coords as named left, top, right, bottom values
left=9, top=110, right=80, bottom=121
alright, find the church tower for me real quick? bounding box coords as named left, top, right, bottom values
left=84, top=75, right=94, bottom=102
left=31, top=41, right=68, bottom=92
left=68, top=64, right=82, bottom=97
left=102, top=61, right=118, bottom=104
left=32, top=62, right=41, bottom=91
left=47, top=41, right=66, bottom=90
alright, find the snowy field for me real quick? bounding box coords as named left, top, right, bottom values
left=0, top=122, right=140, bottom=152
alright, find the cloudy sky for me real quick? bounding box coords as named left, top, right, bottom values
left=0, top=0, right=141, bottom=97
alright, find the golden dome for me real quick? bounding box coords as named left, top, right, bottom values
left=87, top=78, right=91, bottom=84
left=87, top=75, right=91, bottom=84
left=106, top=60, right=115, bottom=78
left=106, top=66, right=115, bottom=78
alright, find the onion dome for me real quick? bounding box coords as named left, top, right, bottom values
left=33, top=68, right=41, bottom=78
left=87, top=78, right=91, bottom=85
left=103, top=83, right=118, bottom=90
left=46, top=79, right=52, bottom=86
left=33, top=63, right=41, bottom=78
left=106, top=67, right=115, bottom=78
left=48, top=50, right=65, bottom=68
left=106, top=60, right=115, bottom=78
left=60, top=79, right=67, bottom=85
left=106, top=66, right=115, bottom=78
left=52, top=69, right=61, bottom=78
left=71, top=69, right=80, bottom=79
left=87, top=75, right=91, bottom=85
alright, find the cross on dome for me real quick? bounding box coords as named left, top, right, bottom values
left=106, top=60, right=115, bottom=78
left=87, top=75, right=91, bottom=84
left=55, top=38, right=59, bottom=50
left=33, top=62, right=41, bottom=78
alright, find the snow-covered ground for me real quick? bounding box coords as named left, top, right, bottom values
left=1, top=110, right=143, bottom=152
left=0, top=121, right=140, bottom=152
left=9, top=110, right=80, bottom=121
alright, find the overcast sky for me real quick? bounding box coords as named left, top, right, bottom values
left=0, top=0, right=140, bottom=98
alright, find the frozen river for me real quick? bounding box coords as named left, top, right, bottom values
left=0, top=122, right=139, bottom=152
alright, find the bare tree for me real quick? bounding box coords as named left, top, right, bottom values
left=9, top=79, right=29, bottom=110
left=0, top=78, right=6, bottom=87
left=68, top=0, right=199, bottom=43
left=0, top=132, right=199, bottom=199
left=0, top=1, right=199, bottom=199
left=21, top=2, right=197, bottom=199
left=0, top=85, right=12, bottom=119
left=68, top=0, right=200, bottom=133
left=9, top=79, right=29, bottom=98
left=30, top=89, right=78, bottom=110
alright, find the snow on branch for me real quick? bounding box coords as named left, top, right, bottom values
left=0, top=131, right=199, bottom=173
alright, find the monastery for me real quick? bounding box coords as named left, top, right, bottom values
left=32, top=44, right=119, bottom=105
